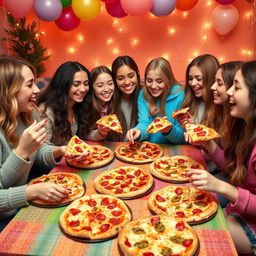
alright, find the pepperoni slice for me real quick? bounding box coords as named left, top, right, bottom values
left=104, top=175, right=112, bottom=179
left=116, top=176, right=124, bottom=180
left=194, top=126, right=203, bottom=132
left=175, top=187, right=183, bottom=195
left=101, top=197, right=110, bottom=206
left=161, top=160, right=168, bottom=165
left=100, top=224, right=110, bottom=232
left=193, top=209, right=203, bottom=214
left=82, top=226, right=92, bottom=231
left=125, top=238, right=131, bottom=247
left=57, top=174, right=64, bottom=180
left=107, top=202, right=117, bottom=209
left=110, top=122, right=117, bottom=127
left=75, top=146, right=83, bottom=153
left=143, top=253, right=155, bottom=256
left=127, top=174, right=134, bottom=179
left=112, top=181, right=120, bottom=186
left=120, top=183, right=129, bottom=188
left=140, top=175, right=148, bottom=181
left=156, top=195, right=166, bottom=202
left=191, top=164, right=200, bottom=169
left=88, top=199, right=97, bottom=207
left=102, top=149, right=108, bottom=154
left=69, top=208, right=81, bottom=216
left=154, top=118, right=161, bottom=123
left=69, top=220, right=80, bottom=227
left=130, top=187, right=138, bottom=191
left=197, top=131, right=206, bottom=136
left=134, top=170, right=141, bottom=176
left=176, top=211, right=185, bottom=218
left=155, top=124, right=163, bottom=128
left=182, top=239, right=193, bottom=247
left=153, top=150, right=160, bottom=155
left=115, top=188, right=123, bottom=194
left=109, top=218, right=121, bottom=225
left=178, top=158, right=185, bottom=164
left=101, top=181, right=109, bottom=186
left=154, top=163, right=161, bottom=169
left=118, top=169, right=126, bottom=174
left=157, top=205, right=167, bottom=212
left=150, top=216, right=160, bottom=225
left=195, top=194, right=205, bottom=200
left=105, top=186, right=114, bottom=190
left=33, top=180, right=42, bottom=184
left=111, top=210, right=122, bottom=217
left=74, top=138, right=83, bottom=144
left=96, top=213, right=106, bottom=221
left=175, top=221, right=185, bottom=231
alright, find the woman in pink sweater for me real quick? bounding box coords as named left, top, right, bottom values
left=187, top=60, right=256, bottom=255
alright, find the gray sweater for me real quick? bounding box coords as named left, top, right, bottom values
left=0, top=116, right=57, bottom=220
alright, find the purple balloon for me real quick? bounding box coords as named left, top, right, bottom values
left=55, top=7, right=80, bottom=31
left=106, top=0, right=127, bottom=18
left=151, top=0, right=176, bottom=16
left=215, top=0, right=235, bottom=4
left=34, top=0, right=62, bottom=21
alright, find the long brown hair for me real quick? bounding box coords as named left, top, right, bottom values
left=182, top=54, right=219, bottom=126
left=225, top=60, right=256, bottom=185
left=144, top=57, right=180, bottom=117
left=0, top=57, right=35, bottom=145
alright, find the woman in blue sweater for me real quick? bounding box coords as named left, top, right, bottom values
left=126, top=57, right=185, bottom=144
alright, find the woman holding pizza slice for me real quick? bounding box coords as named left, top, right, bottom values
left=187, top=60, right=256, bottom=256
left=0, top=57, right=70, bottom=230
left=126, top=57, right=185, bottom=144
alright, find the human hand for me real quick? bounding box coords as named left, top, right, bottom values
left=177, top=112, right=194, bottom=129
left=16, top=119, right=48, bottom=160
left=26, top=182, right=71, bottom=202
left=53, top=145, right=66, bottom=159
left=98, top=125, right=111, bottom=137
left=126, top=128, right=141, bottom=144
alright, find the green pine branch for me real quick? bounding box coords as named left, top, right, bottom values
left=2, top=13, right=50, bottom=76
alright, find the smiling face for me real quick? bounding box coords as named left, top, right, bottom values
left=16, top=65, right=40, bottom=115
left=211, top=68, right=228, bottom=105
left=115, top=65, right=138, bottom=98
left=93, top=72, right=115, bottom=105
left=188, top=65, right=205, bottom=99
left=227, top=69, right=250, bottom=120
left=68, top=71, right=89, bottom=105
left=145, top=69, right=166, bottom=98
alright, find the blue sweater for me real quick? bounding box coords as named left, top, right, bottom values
left=135, top=85, right=185, bottom=144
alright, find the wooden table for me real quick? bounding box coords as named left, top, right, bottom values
left=0, top=143, right=238, bottom=256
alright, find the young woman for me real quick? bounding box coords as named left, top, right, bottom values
left=86, top=66, right=119, bottom=141
left=177, top=54, right=219, bottom=128
left=111, top=56, right=141, bottom=140
left=38, top=61, right=90, bottom=146
left=126, top=57, right=185, bottom=144
left=0, top=57, right=69, bottom=225
left=187, top=60, right=256, bottom=255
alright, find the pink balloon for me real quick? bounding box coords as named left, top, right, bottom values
left=101, top=0, right=116, bottom=3
left=106, top=0, right=127, bottom=18
left=215, top=0, right=235, bottom=4
left=212, top=5, right=239, bottom=35
left=120, top=0, right=153, bottom=16
left=3, top=0, right=33, bottom=18
left=55, top=7, right=80, bottom=31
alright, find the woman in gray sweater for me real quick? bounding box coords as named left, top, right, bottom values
left=0, top=57, right=70, bottom=226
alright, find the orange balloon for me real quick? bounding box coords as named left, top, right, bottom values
left=176, top=0, right=198, bottom=11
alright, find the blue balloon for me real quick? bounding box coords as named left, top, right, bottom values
left=151, top=0, right=176, bottom=16
left=34, top=0, right=62, bottom=22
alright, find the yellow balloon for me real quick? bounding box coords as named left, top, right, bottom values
left=72, top=0, right=101, bottom=21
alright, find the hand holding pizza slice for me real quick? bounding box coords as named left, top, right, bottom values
left=172, top=107, right=190, bottom=119
left=146, top=116, right=172, bottom=134
left=96, top=114, right=123, bottom=134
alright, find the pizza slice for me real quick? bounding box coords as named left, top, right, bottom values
left=172, top=107, right=190, bottom=119
left=65, top=135, right=93, bottom=158
left=146, top=117, right=172, bottom=134
left=185, top=123, right=220, bottom=142
left=96, top=114, right=123, bottom=134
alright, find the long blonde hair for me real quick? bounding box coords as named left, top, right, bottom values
left=0, top=57, right=35, bottom=145
left=144, top=57, right=180, bottom=116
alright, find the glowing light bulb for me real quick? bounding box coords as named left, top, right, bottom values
left=206, top=1, right=212, bottom=6
left=131, top=39, right=138, bottom=46
left=244, top=11, right=252, bottom=19
left=112, top=48, right=120, bottom=55
left=68, top=47, right=75, bottom=53
left=77, top=35, right=84, bottom=42
left=183, top=12, right=188, bottom=17
left=202, top=35, right=207, bottom=40
left=241, top=49, right=247, bottom=55
left=204, top=23, right=211, bottom=29
left=118, top=27, right=124, bottom=32
left=193, top=51, right=199, bottom=57
left=113, top=19, right=119, bottom=25
left=188, top=58, right=193, bottom=63
left=162, top=53, right=169, bottom=60
left=95, top=61, right=99, bottom=66
left=168, top=28, right=176, bottom=35
left=107, top=38, right=113, bottom=45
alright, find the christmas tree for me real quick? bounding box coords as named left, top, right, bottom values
left=2, top=13, right=50, bottom=76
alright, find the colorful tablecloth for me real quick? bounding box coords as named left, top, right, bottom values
left=0, top=143, right=238, bottom=256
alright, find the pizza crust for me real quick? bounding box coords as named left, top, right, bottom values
left=172, top=107, right=190, bottom=119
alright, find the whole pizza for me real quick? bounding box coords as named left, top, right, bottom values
left=148, top=185, right=218, bottom=224
left=115, top=142, right=163, bottom=164
left=150, top=155, right=205, bottom=183
left=28, top=172, right=85, bottom=206
left=118, top=215, right=199, bottom=256
left=66, top=145, right=114, bottom=169
left=94, top=166, right=154, bottom=198
left=59, top=194, right=132, bottom=240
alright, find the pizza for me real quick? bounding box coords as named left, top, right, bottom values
left=94, top=166, right=154, bottom=198
left=148, top=185, right=218, bottom=224
left=146, top=117, right=172, bottom=134
left=185, top=124, right=220, bottom=142
left=118, top=215, right=199, bottom=256
left=65, top=135, right=93, bottom=158
left=172, top=107, right=190, bottom=119
left=96, top=114, right=123, bottom=133
left=28, top=172, right=85, bottom=206
left=66, top=145, right=114, bottom=169
left=59, top=194, right=132, bottom=240
left=150, top=155, right=205, bottom=183
left=115, top=142, right=163, bottom=164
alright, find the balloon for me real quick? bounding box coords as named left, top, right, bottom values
left=120, top=0, right=153, bottom=16
left=151, top=0, right=176, bottom=17
left=212, top=5, right=239, bottom=35
left=60, top=0, right=72, bottom=8
left=176, top=0, right=198, bottom=11
left=72, top=0, right=101, bottom=20
left=215, top=0, right=235, bottom=4
left=34, top=0, right=62, bottom=21
left=55, top=6, right=80, bottom=31
left=3, top=0, right=33, bottom=18
left=105, top=0, right=127, bottom=18
left=102, top=0, right=116, bottom=3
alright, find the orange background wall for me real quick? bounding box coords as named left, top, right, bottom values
left=1, top=0, right=256, bottom=81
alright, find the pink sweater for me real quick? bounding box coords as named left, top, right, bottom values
left=208, top=143, right=256, bottom=217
